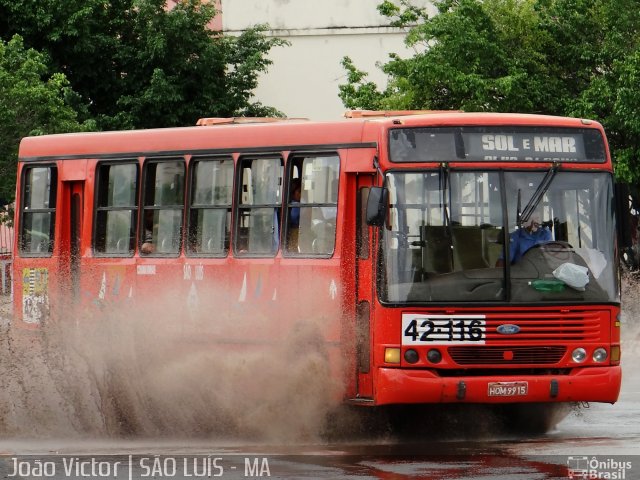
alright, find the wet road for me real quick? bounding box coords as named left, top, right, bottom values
left=0, top=290, right=638, bottom=479
left=0, top=336, right=637, bottom=480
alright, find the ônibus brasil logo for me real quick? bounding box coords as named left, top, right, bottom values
left=567, top=456, right=633, bottom=479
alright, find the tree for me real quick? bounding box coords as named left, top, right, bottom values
left=0, top=35, right=91, bottom=202
left=552, top=0, right=640, bottom=182
left=339, top=0, right=640, bottom=182
left=340, top=0, right=554, bottom=112
left=0, top=0, right=288, bottom=130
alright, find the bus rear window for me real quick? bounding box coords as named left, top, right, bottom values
left=20, top=166, right=57, bottom=255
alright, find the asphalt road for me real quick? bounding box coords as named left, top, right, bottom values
left=0, top=276, right=637, bottom=480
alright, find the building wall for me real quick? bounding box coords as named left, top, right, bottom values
left=219, top=0, right=434, bottom=120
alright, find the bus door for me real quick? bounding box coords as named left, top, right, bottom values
left=355, top=174, right=376, bottom=400
left=60, top=178, right=85, bottom=303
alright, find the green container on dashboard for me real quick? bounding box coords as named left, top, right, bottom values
left=529, top=279, right=566, bottom=292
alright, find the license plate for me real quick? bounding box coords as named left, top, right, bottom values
left=488, top=381, right=528, bottom=397
left=402, top=314, right=486, bottom=345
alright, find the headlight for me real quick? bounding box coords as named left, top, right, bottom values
left=571, top=347, right=587, bottom=363
left=593, top=348, right=608, bottom=363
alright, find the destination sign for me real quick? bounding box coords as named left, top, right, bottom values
left=388, top=126, right=606, bottom=163
left=464, top=132, right=585, bottom=161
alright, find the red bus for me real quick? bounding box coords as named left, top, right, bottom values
left=13, top=111, right=622, bottom=408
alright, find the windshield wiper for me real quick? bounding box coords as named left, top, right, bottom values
left=439, top=163, right=455, bottom=268
left=519, top=164, right=559, bottom=227
left=438, top=163, right=454, bottom=235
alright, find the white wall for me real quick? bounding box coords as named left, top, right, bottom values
left=220, top=0, right=434, bottom=120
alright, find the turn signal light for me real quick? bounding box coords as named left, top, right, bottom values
left=610, top=346, right=621, bottom=362
left=385, top=347, right=401, bottom=364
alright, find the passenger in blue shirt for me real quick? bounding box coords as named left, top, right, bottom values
left=286, top=178, right=302, bottom=251
left=289, top=178, right=301, bottom=227
left=498, top=214, right=552, bottom=265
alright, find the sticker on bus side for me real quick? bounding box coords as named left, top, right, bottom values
left=22, top=267, right=49, bottom=325
left=401, top=314, right=486, bottom=345
left=137, top=265, right=156, bottom=275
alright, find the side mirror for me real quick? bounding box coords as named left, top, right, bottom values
left=615, top=182, right=640, bottom=269
left=366, top=186, right=389, bottom=227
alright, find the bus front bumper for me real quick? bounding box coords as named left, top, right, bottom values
left=375, top=365, right=622, bottom=405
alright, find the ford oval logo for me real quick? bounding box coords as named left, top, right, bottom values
left=497, top=324, right=521, bottom=335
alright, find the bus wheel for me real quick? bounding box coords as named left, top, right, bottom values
left=497, top=403, right=571, bottom=435
left=322, top=404, right=392, bottom=441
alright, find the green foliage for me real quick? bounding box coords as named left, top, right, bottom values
left=0, top=0, right=288, bottom=202
left=340, top=57, right=388, bottom=110
left=340, top=0, right=640, bottom=182
left=0, top=0, right=288, bottom=130
left=0, top=35, right=90, bottom=201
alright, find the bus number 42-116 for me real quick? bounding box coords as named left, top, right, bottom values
left=403, top=318, right=484, bottom=342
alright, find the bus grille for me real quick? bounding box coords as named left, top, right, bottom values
left=485, top=310, right=602, bottom=342
left=448, top=346, right=567, bottom=365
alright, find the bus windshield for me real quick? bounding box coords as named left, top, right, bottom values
left=379, top=170, right=617, bottom=304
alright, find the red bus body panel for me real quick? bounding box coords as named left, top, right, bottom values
left=13, top=112, right=622, bottom=407
left=376, top=366, right=622, bottom=404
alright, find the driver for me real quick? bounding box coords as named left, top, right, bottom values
left=498, top=213, right=552, bottom=265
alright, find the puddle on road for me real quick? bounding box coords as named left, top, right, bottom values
left=0, top=274, right=636, bottom=446
left=0, top=295, right=342, bottom=443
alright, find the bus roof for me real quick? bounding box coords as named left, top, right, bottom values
left=18, top=112, right=604, bottom=162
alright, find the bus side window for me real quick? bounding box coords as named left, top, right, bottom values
left=284, top=154, right=339, bottom=256
left=187, top=157, right=233, bottom=256
left=20, top=166, right=57, bottom=255
left=141, top=159, right=185, bottom=255
left=235, top=156, right=283, bottom=256
left=94, top=162, right=138, bottom=255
